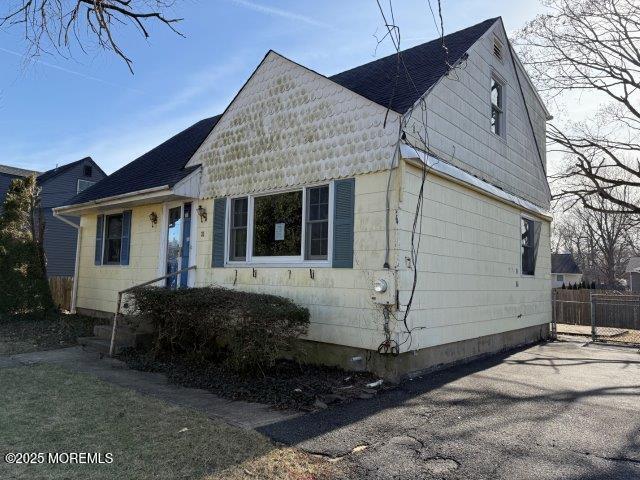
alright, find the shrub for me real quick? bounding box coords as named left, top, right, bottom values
left=127, top=286, right=310, bottom=372
left=0, top=175, right=53, bottom=315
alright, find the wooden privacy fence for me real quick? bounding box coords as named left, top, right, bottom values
left=49, top=276, right=73, bottom=312
left=553, top=289, right=640, bottom=330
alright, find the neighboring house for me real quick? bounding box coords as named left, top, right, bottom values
left=0, top=158, right=106, bottom=277
left=55, top=18, right=552, bottom=379
left=551, top=253, right=582, bottom=288
left=625, top=257, right=640, bottom=292
left=0, top=165, right=42, bottom=214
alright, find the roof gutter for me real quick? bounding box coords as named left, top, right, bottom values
left=54, top=185, right=171, bottom=215
left=400, top=143, right=552, bottom=220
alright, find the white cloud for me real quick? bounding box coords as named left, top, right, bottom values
left=227, top=0, right=332, bottom=29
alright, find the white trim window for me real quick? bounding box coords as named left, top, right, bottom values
left=227, top=183, right=333, bottom=266
left=77, top=179, right=95, bottom=193
left=103, top=213, right=123, bottom=264
left=490, top=76, right=505, bottom=137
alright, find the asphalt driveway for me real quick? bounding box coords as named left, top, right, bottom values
left=260, top=340, right=640, bottom=479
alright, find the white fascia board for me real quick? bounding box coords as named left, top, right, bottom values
left=173, top=167, right=201, bottom=198
left=400, top=143, right=552, bottom=220
left=53, top=185, right=171, bottom=215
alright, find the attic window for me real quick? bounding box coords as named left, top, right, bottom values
left=83, top=165, right=93, bottom=177
left=490, top=76, right=505, bottom=137
left=493, top=38, right=503, bottom=60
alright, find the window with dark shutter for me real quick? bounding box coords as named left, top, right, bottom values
left=95, top=210, right=131, bottom=266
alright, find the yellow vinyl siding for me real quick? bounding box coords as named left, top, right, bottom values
left=76, top=203, right=163, bottom=313
left=396, top=162, right=551, bottom=351
left=195, top=171, right=399, bottom=350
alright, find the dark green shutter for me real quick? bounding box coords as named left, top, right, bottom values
left=212, top=198, right=227, bottom=267
left=120, top=210, right=132, bottom=266
left=95, top=214, right=104, bottom=265
left=332, top=178, right=355, bottom=268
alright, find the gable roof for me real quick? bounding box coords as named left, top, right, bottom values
left=551, top=254, right=581, bottom=274
left=68, top=115, right=221, bottom=205
left=62, top=18, right=505, bottom=208
left=330, top=17, right=499, bottom=113
left=0, top=164, right=41, bottom=178
left=36, top=156, right=104, bottom=184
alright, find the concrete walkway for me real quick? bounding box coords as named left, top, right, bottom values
left=0, top=347, right=299, bottom=429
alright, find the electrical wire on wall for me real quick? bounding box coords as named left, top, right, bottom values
left=376, top=0, right=467, bottom=353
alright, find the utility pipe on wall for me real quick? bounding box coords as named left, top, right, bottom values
left=53, top=212, right=81, bottom=314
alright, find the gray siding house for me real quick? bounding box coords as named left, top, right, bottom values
left=0, top=158, right=106, bottom=277
left=626, top=257, right=640, bottom=292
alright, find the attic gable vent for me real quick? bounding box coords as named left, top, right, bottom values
left=493, top=38, right=503, bottom=60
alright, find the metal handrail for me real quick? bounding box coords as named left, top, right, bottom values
left=109, top=265, right=197, bottom=356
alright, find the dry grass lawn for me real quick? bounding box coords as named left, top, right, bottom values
left=0, top=364, right=336, bottom=480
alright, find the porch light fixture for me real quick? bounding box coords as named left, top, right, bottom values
left=149, top=212, right=158, bottom=226
left=374, top=278, right=388, bottom=293
left=197, top=205, right=207, bottom=222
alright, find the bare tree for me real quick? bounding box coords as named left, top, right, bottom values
left=1, top=1, right=183, bottom=72
left=553, top=193, right=640, bottom=287
left=517, top=0, right=640, bottom=214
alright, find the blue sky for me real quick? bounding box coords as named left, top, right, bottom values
left=0, top=0, right=544, bottom=174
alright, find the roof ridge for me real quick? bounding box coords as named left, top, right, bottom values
left=328, top=17, right=499, bottom=113
left=330, top=17, right=499, bottom=79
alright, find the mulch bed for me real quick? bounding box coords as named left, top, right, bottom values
left=0, top=314, right=101, bottom=355
left=118, top=348, right=391, bottom=411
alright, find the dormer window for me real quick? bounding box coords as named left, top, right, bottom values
left=491, top=76, right=505, bottom=137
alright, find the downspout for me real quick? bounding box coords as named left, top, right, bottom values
left=53, top=212, right=81, bottom=313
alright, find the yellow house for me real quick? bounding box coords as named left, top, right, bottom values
left=55, top=18, right=552, bottom=379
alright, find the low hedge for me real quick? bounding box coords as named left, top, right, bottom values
left=127, top=286, right=309, bottom=372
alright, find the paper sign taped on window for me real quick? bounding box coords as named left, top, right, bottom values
left=274, top=223, right=285, bottom=241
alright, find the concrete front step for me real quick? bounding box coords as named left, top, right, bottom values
left=93, top=325, right=152, bottom=348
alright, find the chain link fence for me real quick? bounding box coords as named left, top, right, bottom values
left=552, top=289, right=640, bottom=346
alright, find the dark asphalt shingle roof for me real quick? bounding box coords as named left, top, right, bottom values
left=0, top=164, right=41, bottom=178
left=65, top=19, right=498, bottom=206
left=551, top=254, right=581, bottom=274
left=68, top=115, right=221, bottom=206
left=329, top=17, right=499, bottom=113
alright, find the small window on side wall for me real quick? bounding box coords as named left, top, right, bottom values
left=521, top=217, right=541, bottom=276
left=230, top=198, right=248, bottom=261
left=305, top=185, right=329, bottom=260
left=83, top=164, right=93, bottom=177
left=77, top=179, right=95, bottom=193
left=491, top=77, right=504, bottom=137
left=104, top=214, right=123, bottom=264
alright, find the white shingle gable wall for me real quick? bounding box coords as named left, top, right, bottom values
left=403, top=20, right=550, bottom=209
left=188, top=51, right=400, bottom=199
